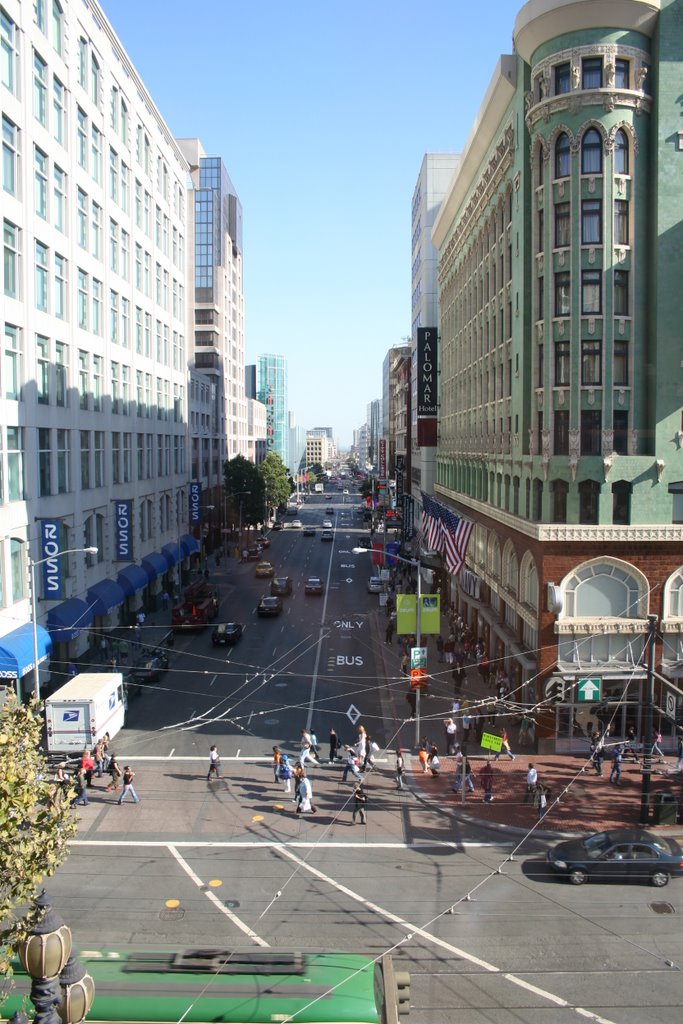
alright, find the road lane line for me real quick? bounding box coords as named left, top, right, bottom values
left=168, top=845, right=269, bottom=946
left=305, top=529, right=337, bottom=732
left=275, top=847, right=619, bottom=1024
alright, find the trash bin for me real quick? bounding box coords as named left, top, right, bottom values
left=653, top=791, right=678, bottom=825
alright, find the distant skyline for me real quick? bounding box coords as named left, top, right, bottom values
left=108, top=0, right=521, bottom=445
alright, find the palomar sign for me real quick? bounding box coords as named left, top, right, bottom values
left=416, top=327, right=438, bottom=447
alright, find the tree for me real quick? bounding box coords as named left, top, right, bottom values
left=223, top=455, right=265, bottom=530
left=358, top=478, right=373, bottom=500
left=0, top=697, right=77, bottom=977
left=259, top=452, right=291, bottom=514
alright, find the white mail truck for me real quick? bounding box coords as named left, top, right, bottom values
left=45, top=672, right=125, bottom=752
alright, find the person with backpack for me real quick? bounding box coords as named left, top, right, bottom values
left=105, top=753, right=122, bottom=791
left=278, top=754, right=293, bottom=794
left=610, top=745, right=623, bottom=785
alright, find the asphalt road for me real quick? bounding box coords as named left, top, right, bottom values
left=35, top=494, right=683, bottom=1024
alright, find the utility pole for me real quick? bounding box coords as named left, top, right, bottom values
left=639, top=613, right=658, bottom=825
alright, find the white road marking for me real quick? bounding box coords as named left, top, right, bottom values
left=168, top=748, right=175, bottom=757
left=208, top=674, right=217, bottom=688
left=276, top=848, right=619, bottom=1024
left=73, top=839, right=494, bottom=850
left=168, top=845, right=269, bottom=947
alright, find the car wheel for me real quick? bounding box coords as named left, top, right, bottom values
left=651, top=870, right=670, bottom=888
left=568, top=868, right=588, bottom=885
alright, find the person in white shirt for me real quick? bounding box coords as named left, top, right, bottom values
left=524, top=763, right=538, bottom=803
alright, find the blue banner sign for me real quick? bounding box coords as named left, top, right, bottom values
left=189, top=482, right=201, bottom=524
left=114, top=500, right=133, bottom=561
left=40, top=519, right=63, bottom=600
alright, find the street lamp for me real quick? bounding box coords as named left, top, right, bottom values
left=29, top=547, right=98, bottom=701
left=15, top=890, right=95, bottom=1024
left=234, top=491, right=251, bottom=548
left=353, top=546, right=425, bottom=744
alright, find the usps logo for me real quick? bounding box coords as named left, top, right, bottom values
left=109, top=694, right=116, bottom=709
left=62, top=711, right=80, bottom=722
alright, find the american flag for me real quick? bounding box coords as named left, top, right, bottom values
left=441, top=506, right=474, bottom=576
left=421, top=493, right=443, bottom=552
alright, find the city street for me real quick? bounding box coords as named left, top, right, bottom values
left=43, top=497, right=683, bottom=1024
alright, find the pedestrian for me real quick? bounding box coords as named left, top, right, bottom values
left=534, top=783, right=549, bottom=820
left=342, top=746, right=362, bottom=783
left=299, top=729, right=320, bottom=768
left=591, top=733, right=604, bottom=776
left=80, top=749, right=95, bottom=787
left=117, top=765, right=140, bottom=804
left=400, top=653, right=409, bottom=677
left=161, top=590, right=170, bottom=610
left=296, top=771, right=316, bottom=814
left=207, top=745, right=221, bottom=781
left=480, top=759, right=494, bottom=802
left=444, top=718, right=457, bottom=754
left=329, top=728, right=340, bottom=763
left=352, top=783, right=367, bottom=824
left=427, top=745, right=441, bottom=776
left=436, top=635, right=444, bottom=664
left=73, top=764, right=88, bottom=806
left=137, top=609, right=146, bottom=626
left=106, top=753, right=122, bottom=791
left=309, top=727, right=322, bottom=762
left=652, top=729, right=664, bottom=759
left=461, top=710, right=472, bottom=746
left=94, top=739, right=105, bottom=778
left=524, top=763, right=538, bottom=803
left=610, top=745, right=623, bottom=785
left=418, top=739, right=429, bottom=774
left=395, top=748, right=405, bottom=790
left=493, top=727, right=516, bottom=761
left=278, top=753, right=293, bottom=794
left=385, top=618, right=394, bottom=644
left=272, top=746, right=282, bottom=782
left=101, top=731, right=111, bottom=770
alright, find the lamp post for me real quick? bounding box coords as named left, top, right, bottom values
left=639, top=613, right=658, bottom=825
left=353, top=546, right=424, bottom=745
left=29, top=547, right=98, bottom=701
left=14, top=890, right=95, bottom=1024
left=235, top=491, right=251, bottom=549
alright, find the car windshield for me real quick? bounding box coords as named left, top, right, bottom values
left=582, top=832, right=612, bottom=857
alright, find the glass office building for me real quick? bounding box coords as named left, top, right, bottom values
left=257, top=355, right=289, bottom=469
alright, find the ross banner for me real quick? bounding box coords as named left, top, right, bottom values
left=113, top=500, right=133, bottom=562
left=189, top=481, right=201, bottom=524
left=39, top=519, right=63, bottom=600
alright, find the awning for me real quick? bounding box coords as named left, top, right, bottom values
left=141, top=552, right=169, bottom=581
left=46, top=598, right=94, bottom=643
left=0, top=624, right=52, bottom=679
left=86, top=578, right=126, bottom=617
left=180, top=533, right=200, bottom=557
left=161, top=543, right=181, bottom=567
left=116, top=564, right=149, bottom=597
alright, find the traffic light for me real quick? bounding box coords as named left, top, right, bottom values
left=381, top=954, right=411, bottom=1019
left=395, top=970, right=411, bottom=1017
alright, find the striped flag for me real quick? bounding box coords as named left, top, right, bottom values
left=421, top=493, right=443, bottom=552
left=440, top=507, right=474, bottom=576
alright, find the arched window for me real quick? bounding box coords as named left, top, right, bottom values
left=614, top=128, right=629, bottom=174
left=487, top=534, right=501, bottom=581
left=562, top=559, right=646, bottom=619
left=664, top=567, right=683, bottom=618
left=520, top=552, right=539, bottom=610
left=10, top=538, right=25, bottom=603
left=555, top=132, right=570, bottom=178
left=502, top=541, right=519, bottom=596
left=581, top=128, right=603, bottom=174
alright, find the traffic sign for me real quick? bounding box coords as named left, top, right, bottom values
left=410, top=646, right=427, bottom=671
left=481, top=731, right=503, bottom=752
left=410, top=668, right=428, bottom=690
left=577, top=678, right=601, bottom=702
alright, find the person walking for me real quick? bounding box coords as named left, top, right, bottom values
left=453, top=756, right=475, bottom=793
left=400, top=652, right=409, bottom=677
left=299, top=729, right=320, bottom=768
left=207, top=745, right=221, bottom=781
left=610, top=745, right=623, bottom=785
left=480, top=759, right=494, bottom=802
left=309, top=727, right=322, bottom=762
left=271, top=746, right=282, bottom=782
left=418, top=738, right=429, bottom=774
left=329, top=728, right=340, bottom=763
left=80, top=749, right=95, bottom=788
left=652, top=729, right=665, bottom=760
left=385, top=618, right=394, bottom=644
left=352, top=783, right=367, bottom=824
left=278, top=754, right=293, bottom=794
left=427, top=745, right=441, bottom=776
left=444, top=718, right=457, bottom=755
left=493, top=727, right=516, bottom=761
left=117, top=766, right=140, bottom=804
left=534, top=783, right=549, bottom=820
left=524, top=763, right=538, bottom=803
left=296, top=771, right=315, bottom=814
left=73, top=764, right=88, bottom=806
left=591, top=734, right=605, bottom=776
left=395, top=749, right=405, bottom=790
left=105, top=753, right=122, bottom=791
left=342, top=746, right=362, bottom=783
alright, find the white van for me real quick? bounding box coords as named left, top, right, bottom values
left=45, top=673, right=125, bottom=752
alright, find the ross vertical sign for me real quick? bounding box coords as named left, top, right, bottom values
left=113, top=500, right=133, bottom=561
left=378, top=439, right=387, bottom=479
left=189, top=482, right=201, bottom=524
left=416, top=327, right=438, bottom=447
left=40, top=519, right=63, bottom=600
left=395, top=454, right=404, bottom=511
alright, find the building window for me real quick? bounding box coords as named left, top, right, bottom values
left=551, top=479, right=569, bottom=523
left=581, top=410, right=602, bottom=455
left=36, top=334, right=49, bottom=404
left=532, top=478, right=543, bottom=522
left=92, top=353, right=102, bottom=410
left=91, top=125, right=102, bottom=184
left=34, top=146, right=48, bottom=218
left=33, top=51, right=47, bottom=125
left=614, top=340, right=628, bottom=386
left=4, top=323, right=20, bottom=399
left=613, top=410, right=628, bottom=455
left=121, top=298, right=130, bottom=346
left=1, top=9, right=17, bottom=93
left=55, top=341, right=66, bottom=406
left=121, top=163, right=129, bottom=212
left=581, top=269, right=601, bottom=315
left=35, top=241, right=48, bottom=311
left=80, top=430, right=90, bottom=489
left=555, top=132, right=570, bottom=178
left=90, top=55, right=100, bottom=106
left=54, top=252, right=66, bottom=317
left=56, top=428, right=69, bottom=492
left=77, top=269, right=88, bottom=328
left=78, top=349, right=88, bottom=409
left=2, top=115, right=17, bottom=194
left=581, top=339, right=602, bottom=385
left=554, top=202, right=570, bottom=247
left=94, top=430, right=104, bottom=486
left=52, top=77, right=65, bottom=144
left=38, top=427, right=51, bottom=496
left=109, top=147, right=118, bottom=202
left=614, top=269, right=629, bottom=316
left=92, top=278, right=102, bottom=335
left=7, top=426, right=23, bottom=500
left=615, top=58, right=629, bottom=89
left=612, top=480, right=631, bottom=525
left=77, top=36, right=87, bottom=87
left=554, top=340, right=570, bottom=386
left=614, top=129, right=629, bottom=175
left=555, top=62, right=570, bottom=94
left=53, top=166, right=66, bottom=231
left=52, top=0, right=63, bottom=55
left=581, top=128, right=603, bottom=174
left=582, top=57, right=603, bottom=89
left=10, top=537, right=25, bottom=601
left=123, top=432, right=131, bottom=483
left=112, top=431, right=120, bottom=484
left=614, top=200, right=629, bottom=245
left=77, top=188, right=87, bottom=248
left=35, top=0, right=47, bottom=33
left=554, top=271, right=570, bottom=316
left=3, top=219, right=18, bottom=296
left=581, top=199, right=601, bottom=244
left=578, top=480, right=600, bottom=524
left=109, top=290, right=119, bottom=343
left=554, top=410, right=569, bottom=454
left=77, top=108, right=87, bottom=169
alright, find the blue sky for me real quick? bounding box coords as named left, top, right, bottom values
left=108, top=0, right=521, bottom=446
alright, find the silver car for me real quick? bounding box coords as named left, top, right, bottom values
left=367, top=577, right=383, bottom=593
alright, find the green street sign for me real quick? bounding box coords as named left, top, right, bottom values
left=410, top=646, right=427, bottom=671
left=480, top=731, right=502, bottom=752
left=577, top=678, right=601, bottom=702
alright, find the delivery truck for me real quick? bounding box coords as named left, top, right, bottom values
left=44, top=672, right=125, bottom=753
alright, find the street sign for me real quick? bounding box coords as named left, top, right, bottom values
left=481, top=731, right=503, bottom=752
left=666, top=692, right=676, bottom=718
left=410, top=646, right=427, bottom=671
left=577, top=678, right=601, bottom=702
left=410, top=668, right=428, bottom=690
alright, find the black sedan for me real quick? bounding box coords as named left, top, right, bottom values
left=212, top=622, right=244, bottom=645
left=271, top=521, right=284, bottom=531
left=547, top=828, right=683, bottom=887
left=270, top=576, right=293, bottom=597
left=257, top=596, right=283, bottom=617
left=303, top=525, right=316, bottom=537
left=129, top=648, right=169, bottom=685
left=305, top=577, right=324, bottom=595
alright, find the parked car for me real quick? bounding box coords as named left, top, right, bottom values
left=270, top=576, right=293, bottom=597
left=255, top=561, right=274, bottom=578
left=303, top=525, right=316, bottom=537
left=547, top=829, right=683, bottom=887
left=246, top=545, right=262, bottom=560
left=212, top=622, right=244, bottom=646
left=129, top=647, right=169, bottom=684
left=290, top=519, right=302, bottom=529
left=257, top=595, right=283, bottom=617
left=320, top=530, right=334, bottom=542
left=271, top=520, right=284, bottom=531
left=367, top=577, right=383, bottom=593
left=322, top=520, right=333, bottom=529
left=305, top=577, right=324, bottom=595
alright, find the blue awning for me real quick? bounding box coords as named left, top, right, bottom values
left=180, top=533, right=200, bottom=557
left=86, top=578, right=126, bottom=617
left=141, top=552, right=169, bottom=581
left=47, top=598, right=94, bottom=643
left=0, top=624, right=52, bottom=679
left=116, top=564, right=149, bottom=597
left=161, top=543, right=181, bottom=567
